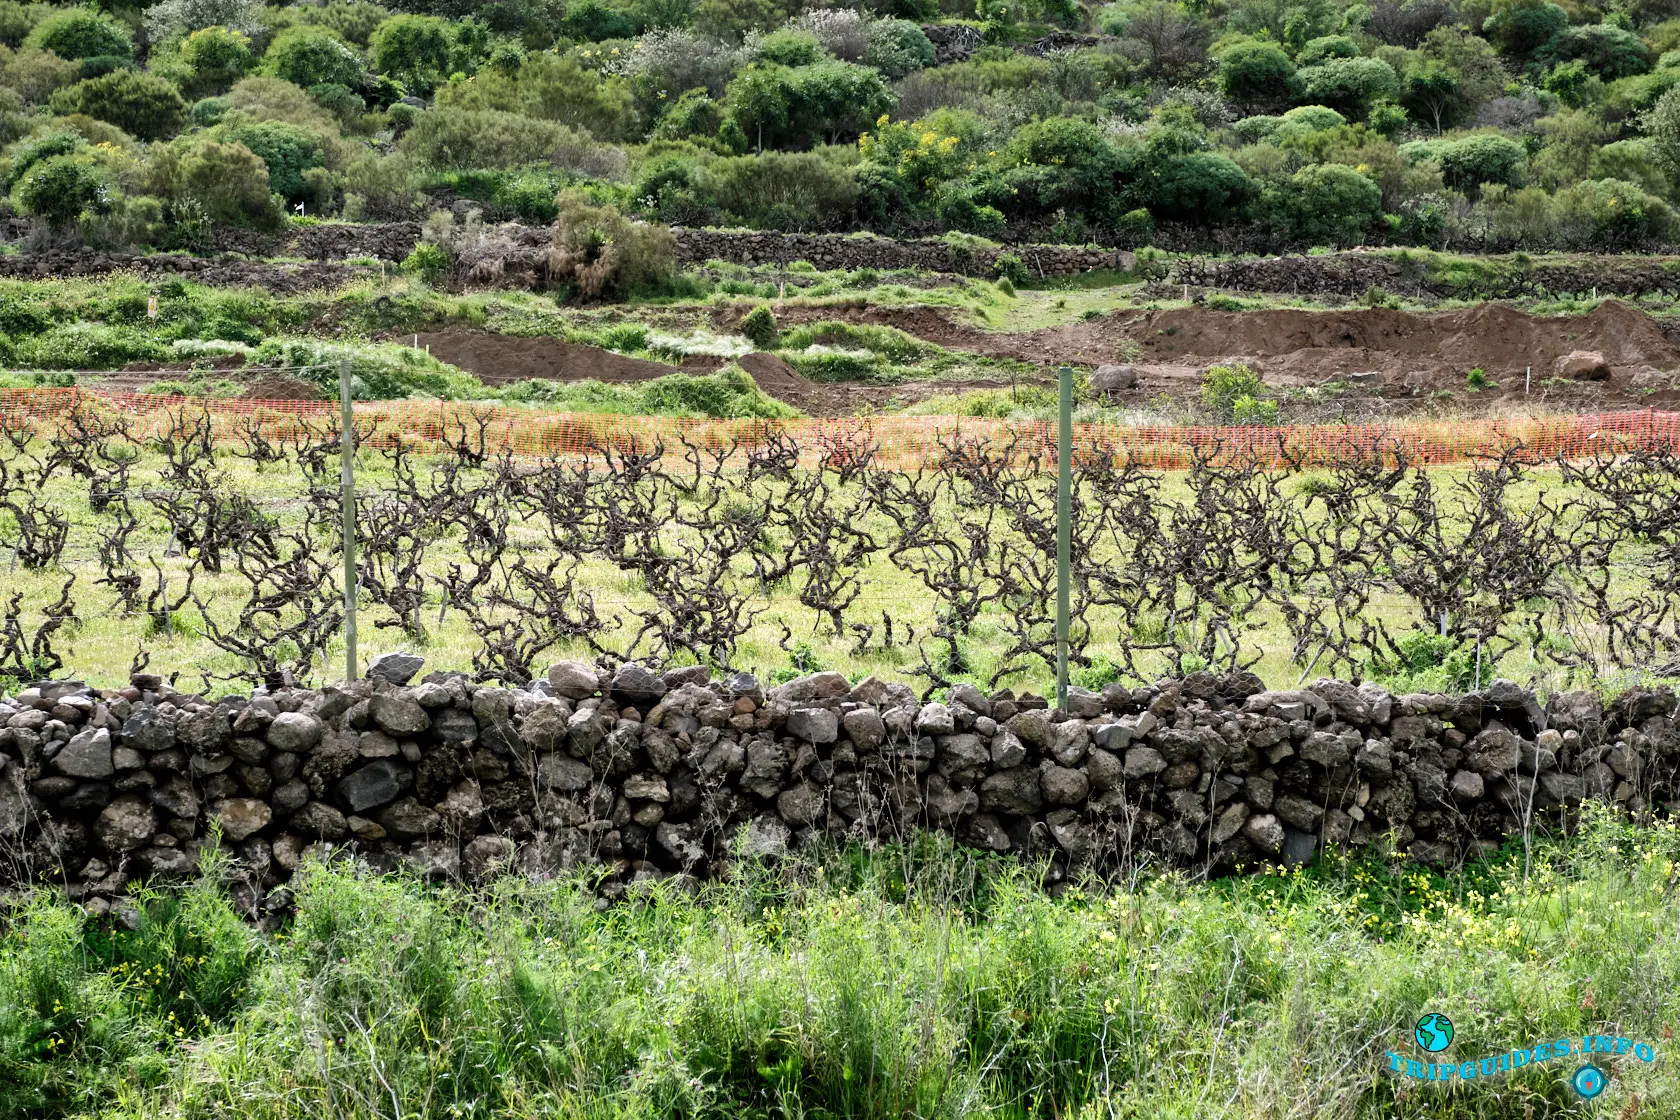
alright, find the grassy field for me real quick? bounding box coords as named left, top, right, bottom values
left=1, top=807, right=1675, bottom=1119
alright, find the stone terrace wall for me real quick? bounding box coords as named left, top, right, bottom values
left=1, top=660, right=1675, bottom=917
left=671, top=229, right=1136, bottom=279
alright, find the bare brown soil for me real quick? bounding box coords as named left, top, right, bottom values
left=730, top=299, right=1680, bottom=415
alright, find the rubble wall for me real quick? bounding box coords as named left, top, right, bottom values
left=1, top=660, right=1673, bottom=912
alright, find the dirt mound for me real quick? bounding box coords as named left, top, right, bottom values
left=411, top=332, right=688, bottom=385
left=1128, top=301, right=1680, bottom=385
left=734, top=351, right=850, bottom=412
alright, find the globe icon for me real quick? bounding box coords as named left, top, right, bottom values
left=1573, top=1065, right=1607, bottom=1099
left=1415, top=1013, right=1454, bottom=1053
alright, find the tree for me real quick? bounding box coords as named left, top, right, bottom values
left=1481, top=0, right=1568, bottom=62
left=1278, top=162, right=1382, bottom=243
left=1297, top=56, right=1400, bottom=117
left=864, top=19, right=934, bottom=79
left=25, top=11, right=131, bottom=61
left=50, top=71, right=189, bottom=140
left=1413, top=27, right=1507, bottom=124
left=1297, top=34, right=1359, bottom=65
left=1126, top=2, right=1212, bottom=81
left=1402, top=58, right=1458, bottom=132
left=220, top=120, right=326, bottom=202
left=1216, top=40, right=1298, bottom=112
left=369, top=14, right=454, bottom=96
left=1406, top=133, right=1527, bottom=192
left=13, top=153, right=110, bottom=227
left=262, top=25, right=365, bottom=91
left=1369, top=0, right=1454, bottom=48
left=169, top=27, right=254, bottom=98
left=998, top=117, right=1136, bottom=221
left=144, top=0, right=260, bottom=42
left=1147, top=151, right=1257, bottom=223
left=1545, top=25, right=1652, bottom=81
left=723, top=60, right=894, bottom=150
left=176, top=139, right=284, bottom=229
left=1643, top=83, right=1680, bottom=173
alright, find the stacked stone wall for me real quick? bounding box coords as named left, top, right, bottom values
left=1, top=661, right=1674, bottom=915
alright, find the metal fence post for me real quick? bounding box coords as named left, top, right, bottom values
left=340, top=359, right=358, bottom=682
left=1056, top=363, right=1072, bottom=708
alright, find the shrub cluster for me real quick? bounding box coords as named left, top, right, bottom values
left=2, top=0, right=1680, bottom=253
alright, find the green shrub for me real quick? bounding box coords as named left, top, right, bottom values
left=1278, top=163, right=1382, bottom=245
left=498, top=367, right=798, bottom=417
left=1369, top=630, right=1483, bottom=691
left=547, top=191, right=676, bottom=300
left=1146, top=152, right=1258, bottom=224
left=651, top=88, right=725, bottom=141
left=368, top=14, right=455, bottom=97
left=1546, top=24, right=1650, bottom=80
left=1297, top=35, right=1359, bottom=65
left=0, top=290, right=51, bottom=335
left=1482, top=0, right=1569, bottom=60
left=50, top=70, right=188, bottom=141
left=1466, top=366, right=1492, bottom=389
left=755, top=29, right=824, bottom=67
left=25, top=10, right=130, bottom=61
left=1201, top=361, right=1271, bottom=418
left=399, top=106, right=592, bottom=170
left=0, top=1, right=38, bottom=49
left=991, top=251, right=1030, bottom=285
left=262, top=25, right=364, bottom=91
left=13, top=154, right=111, bottom=228
left=865, top=19, right=935, bottom=79
left=723, top=60, right=895, bottom=151
left=1231, top=394, right=1280, bottom=423
left=401, top=240, right=450, bottom=283
left=220, top=120, right=325, bottom=203
left=739, top=304, right=778, bottom=349
left=710, top=151, right=858, bottom=231
left=1552, top=177, right=1677, bottom=247
left=4, top=129, right=82, bottom=189
left=171, top=27, right=254, bottom=99
left=1215, top=40, right=1297, bottom=111
left=1404, top=134, right=1527, bottom=193
left=176, top=139, right=285, bottom=230
left=78, top=54, right=132, bottom=80
left=191, top=95, right=229, bottom=126
left=639, top=367, right=798, bottom=418
left=1295, top=56, right=1400, bottom=118
left=13, top=322, right=168, bottom=368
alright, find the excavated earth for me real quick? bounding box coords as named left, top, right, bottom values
left=75, top=299, right=1680, bottom=418
left=722, top=299, right=1680, bottom=415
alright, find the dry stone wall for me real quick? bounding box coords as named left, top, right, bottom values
left=671, top=228, right=1134, bottom=278
left=1, top=661, right=1675, bottom=917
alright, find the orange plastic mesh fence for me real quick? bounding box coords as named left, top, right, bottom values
left=3, top=388, right=1677, bottom=468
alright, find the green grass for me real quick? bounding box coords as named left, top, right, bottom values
left=2, top=807, right=1677, bottom=1118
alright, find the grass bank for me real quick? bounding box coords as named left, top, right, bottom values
left=1, top=807, right=1676, bottom=1118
